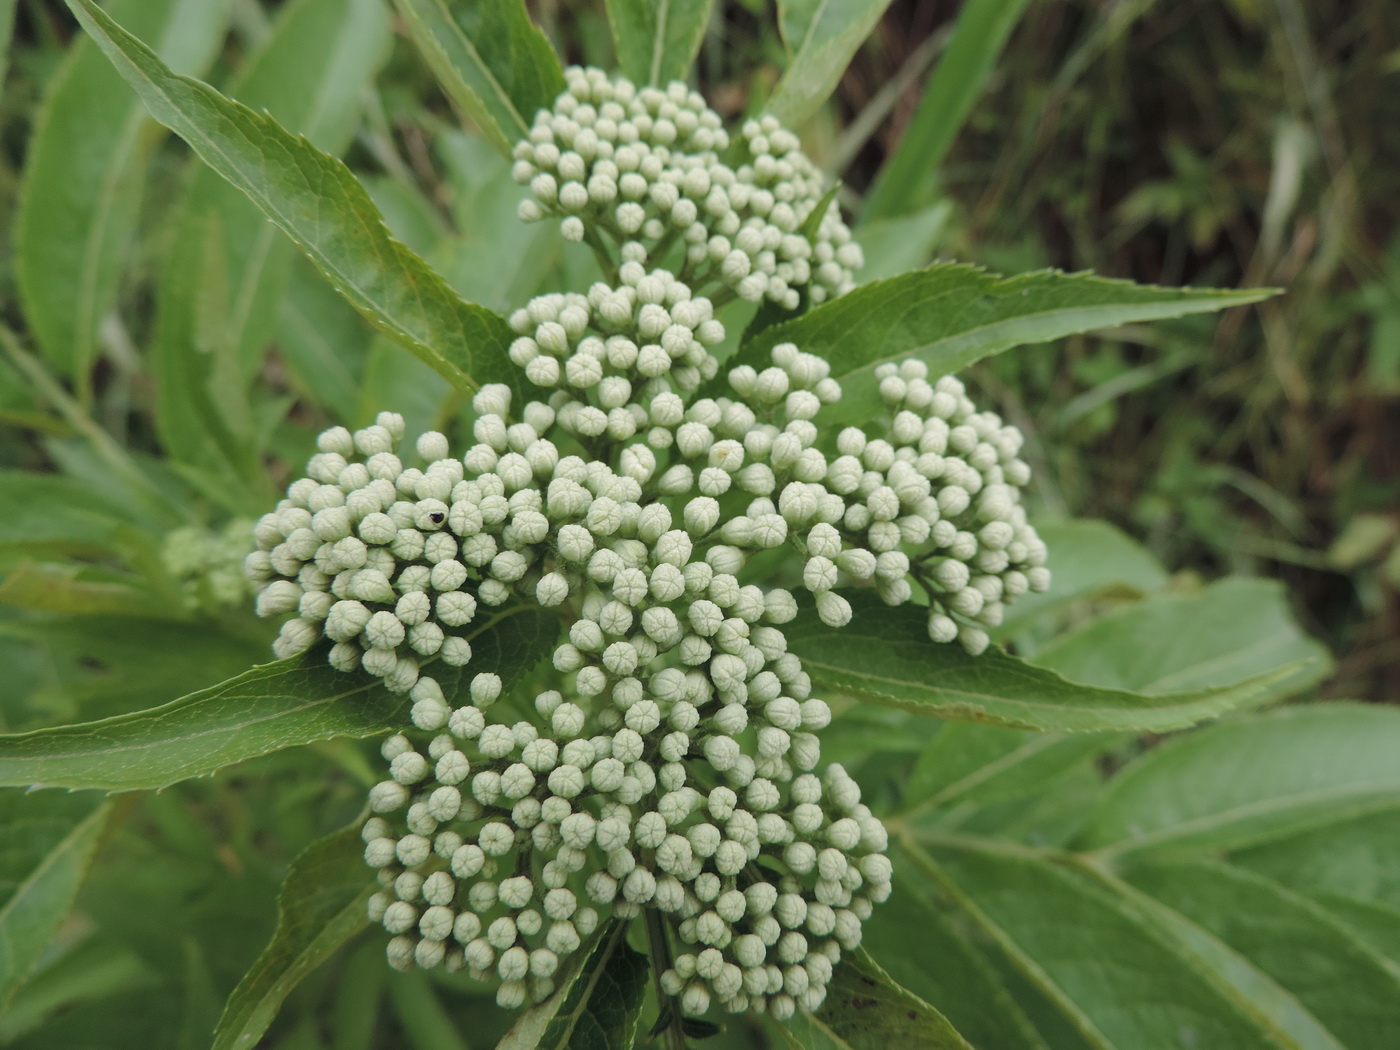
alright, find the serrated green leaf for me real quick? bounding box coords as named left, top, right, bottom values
left=862, top=883, right=1050, bottom=1050
left=717, top=264, right=1275, bottom=421
left=1080, top=703, right=1400, bottom=858
left=862, top=0, right=1029, bottom=220
left=0, top=606, right=558, bottom=792
left=784, top=592, right=1306, bottom=733
left=767, top=0, right=895, bottom=128
left=15, top=0, right=228, bottom=381
left=1125, top=859, right=1400, bottom=1049
left=395, top=0, right=564, bottom=157
left=211, top=822, right=373, bottom=1050
left=907, top=840, right=1292, bottom=1050
left=68, top=0, right=522, bottom=402
left=994, top=519, right=1168, bottom=638
left=1031, top=578, right=1329, bottom=701
left=152, top=0, right=391, bottom=483
left=779, top=947, right=973, bottom=1050
left=604, top=0, right=715, bottom=87
left=0, top=791, right=114, bottom=1006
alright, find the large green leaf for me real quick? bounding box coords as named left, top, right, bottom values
left=15, top=0, right=227, bottom=382
left=395, top=0, right=564, bottom=157
left=862, top=884, right=1049, bottom=1050
left=718, top=264, right=1274, bottom=422
left=496, top=919, right=645, bottom=1050
left=152, top=0, right=390, bottom=482
left=784, top=593, right=1307, bottom=733
left=994, top=519, right=1168, bottom=639
left=1080, top=703, right=1400, bottom=857
left=604, top=0, right=715, bottom=87
left=1126, top=860, right=1400, bottom=1050
left=767, top=0, right=896, bottom=128
left=211, top=823, right=373, bottom=1050
left=903, top=722, right=1117, bottom=814
left=68, top=0, right=522, bottom=402
left=0, top=791, right=114, bottom=1005
left=1031, top=578, right=1329, bottom=701
left=862, top=0, right=1029, bottom=220
left=780, top=947, right=974, bottom=1050
left=908, top=840, right=1292, bottom=1050
left=0, top=607, right=558, bottom=792
left=1232, top=807, right=1400, bottom=914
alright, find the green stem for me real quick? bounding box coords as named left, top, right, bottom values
left=644, top=907, right=689, bottom=1050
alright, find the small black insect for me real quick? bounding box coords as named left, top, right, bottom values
left=429, top=512, right=445, bottom=524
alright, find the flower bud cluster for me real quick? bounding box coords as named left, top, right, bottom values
left=162, top=520, right=256, bottom=611
left=242, top=65, right=1049, bottom=1028
left=512, top=67, right=860, bottom=310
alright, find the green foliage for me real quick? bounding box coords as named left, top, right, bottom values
left=786, top=592, right=1311, bottom=732
left=724, top=264, right=1275, bottom=424
left=0, top=2, right=1384, bottom=1048
left=779, top=948, right=972, bottom=1050
left=604, top=0, right=715, bottom=88
left=396, top=0, right=564, bottom=157
left=0, top=606, right=556, bottom=792
left=767, top=0, right=895, bottom=127
left=0, top=793, right=113, bottom=1005
left=69, top=0, right=521, bottom=401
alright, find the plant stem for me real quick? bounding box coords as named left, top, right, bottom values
left=643, top=907, right=689, bottom=1050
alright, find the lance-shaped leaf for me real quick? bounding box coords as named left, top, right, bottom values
left=1030, top=578, right=1330, bottom=702
left=497, top=919, right=647, bottom=1050
left=907, top=840, right=1297, bottom=1050
left=604, top=0, right=715, bottom=87
left=1080, top=703, right=1400, bottom=858
left=0, top=792, right=114, bottom=1006
left=767, top=0, right=896, bottom=128
left=15, top=0, right=228, bottom=381
left=67, top=0, right=522, bottom=401
left=0, top=607, right=558, bottom=792
left=861, top=884, right=1050, bottom=1050
left=784, top=594, right=1308, bottom=733
left=780, top=947, right=975, bottom=1050
left=395, top=0, right=563, bottom=157
left=212, top=823, right=374, bottom=1050
left=715, top=264, right=1274, bottom=421
left=1125, top=859, right=1400, bottom=1049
